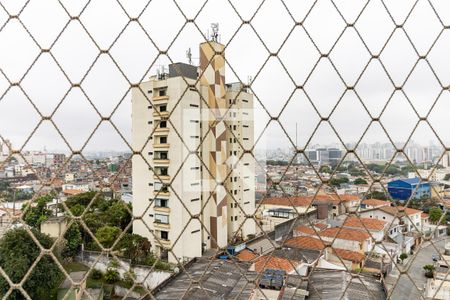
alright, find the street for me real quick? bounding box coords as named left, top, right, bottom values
left=385, top=238, right=448, bottom=300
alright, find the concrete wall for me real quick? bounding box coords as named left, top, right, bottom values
left=76, top=251, right=171, bottom=289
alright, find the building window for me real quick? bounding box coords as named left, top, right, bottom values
left=160, top=136, right=167, bottom=144
left=156, top=151, right=168, bottom=160
left=155, top=214, right=169, bottom=224
left=159, top=121, right=167, bottom=128
left=160, top=231, right=169, bottom=240
left=159, top=105, right=167, bottom=112
left=155, top=198, right=168, bottom=208
left=159, top=89, right=166, bottom=96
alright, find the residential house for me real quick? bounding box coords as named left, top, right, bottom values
left=342, top=216, right=388, bottom=242
left=319, top=227, right=373, bottom=253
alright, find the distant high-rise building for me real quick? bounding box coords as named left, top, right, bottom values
left=132, top=41, right=255, bottom=263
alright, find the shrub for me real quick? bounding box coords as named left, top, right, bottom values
left=423, top=264, right=435, bottom=278
left=104, top=268, right=120, bottom=284
left=123, top=269, right=136, bottom=288
left=91, top=269, right=103, bottom=280
left=399, top=253, right=408, bottom=262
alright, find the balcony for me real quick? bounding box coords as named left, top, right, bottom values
left=153, top=143, right=170, bottom=149
left=153, top=158, right=170, bottom=165
left=154, top=127, right=170, bottom=134
left=154, top=220, right=170, bottom=230
left=159, top=238, right=171, bottom=248
left=154, top=206, right=170, bottom=213
left=154, top=174, right=170, bottom=183
left=153, top=111, right=169, bottom=119
left=153, top=95, right=169, bottom=102
left=154, top=190, right=170, bottom=197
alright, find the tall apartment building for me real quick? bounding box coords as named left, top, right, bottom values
left=132, top=41, right=256, bottom=263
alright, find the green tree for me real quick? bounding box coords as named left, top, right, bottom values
left=65, top=191, right=98, bottom=209
left=95, top=226, right=121, bottom=248
left=366, top=191, right=388, bottom=200
left=62, top=223, right=82, bottom=258
left=330, top=177, right=349, bottom=186
left=116, top=233, right=151, bottom=263
left=429, top=207, right=443, bottom=224
left=399, top=253, right=408, bottom=263
left=423, top=264, right=435, bottom=278
left=319, top=165, right=331, bottom=173
left=70, top=204, right=86, bottom=216
left=0, top=228, right=62, bottom=299
left=105, top=201, right=131, bottom=230
left=23, top=195, right=53, bottom=229
left=354, top=178, right=368, bottom=185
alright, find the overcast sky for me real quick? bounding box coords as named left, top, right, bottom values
left=1, top=0, right=450, bottom=154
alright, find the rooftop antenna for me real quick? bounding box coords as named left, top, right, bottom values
left=186, top=47, right=192, bottom=65
left=210, top=23, right=219, bottom=42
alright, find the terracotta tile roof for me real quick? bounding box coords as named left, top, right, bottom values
left=343, top=217, right=387, bottom=231
left=332, top=248, right=365, bottom=263
left=63, top=189, right=84, bottom=196
left=379, top=205, right=422, bottom=216
left=236, top=249, right=258, bottom=262
left=361, top=199, right=391, bottom=207
left=295, top=225, right=316, bottom=235
left=421, top=213, right=429, bottom=219
left=260, top=196, right=313, bottom=207
left=313, top=223, right=328, bottom=230
left=253, top=255, right=298, bottom=273
left=320, top=227, right=370, bottom=242
left=285, top=236, right=326, bottom=250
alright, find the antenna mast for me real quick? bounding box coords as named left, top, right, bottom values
left=186, top=47, right=192, bottom=65
left=210, top=23, right=220, bottom=42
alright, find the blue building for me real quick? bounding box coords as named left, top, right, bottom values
left=387, top=177, right=431, bottom=201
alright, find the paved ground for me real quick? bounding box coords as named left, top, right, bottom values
left=385, top=238, right=448, bottom=300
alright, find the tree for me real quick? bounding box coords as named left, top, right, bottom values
left=399, top=253, right=408, bottom=263
left=95, top=226, right=121, bottom=248
left=70, top=204, right=85, bottom=217
left=423, top=264, right=435, bottom=278
left=319, top=166, right=331, bottom=174
left=366, top=191, right=387, bottom=200
left=62, top=223, right=82, bottom=258
left=105, top=201, right=132, bottom=230
left=116, top=233, right=151, bottom=263
left=23, top=195, right=53, bottom=229
left=330, top=177, right=349, bottom=187
left=354, top=178, right=368, bottom=185
left=429, top=207, right=443, bottom=224
left=0, top=228, right=62, bottom=299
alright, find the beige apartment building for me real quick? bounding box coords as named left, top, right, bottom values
left=132, top=41, right=255, bottom=263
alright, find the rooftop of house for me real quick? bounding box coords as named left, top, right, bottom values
left=343, top=216, right=388, bottom=231
left=320, top=227, right=371, bottom=242
left=236, top=249, right=258, bottom=262
left=154, top=258, right=255, bottom=300
left=253, top=255, right=299, bottom=273
left=285, top=236, right=326, bottom=251
left=379, top=205, right=422, bottom=216
left=331, top=248, right=365, bottom=263
left=295, top=225, right=318, bottom=236
left=361, top=199, right=391, bottom=207
left=307, top=269, right=386, bottom=299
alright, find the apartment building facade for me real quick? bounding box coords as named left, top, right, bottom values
left=132, top=41, right=255, bottom=263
